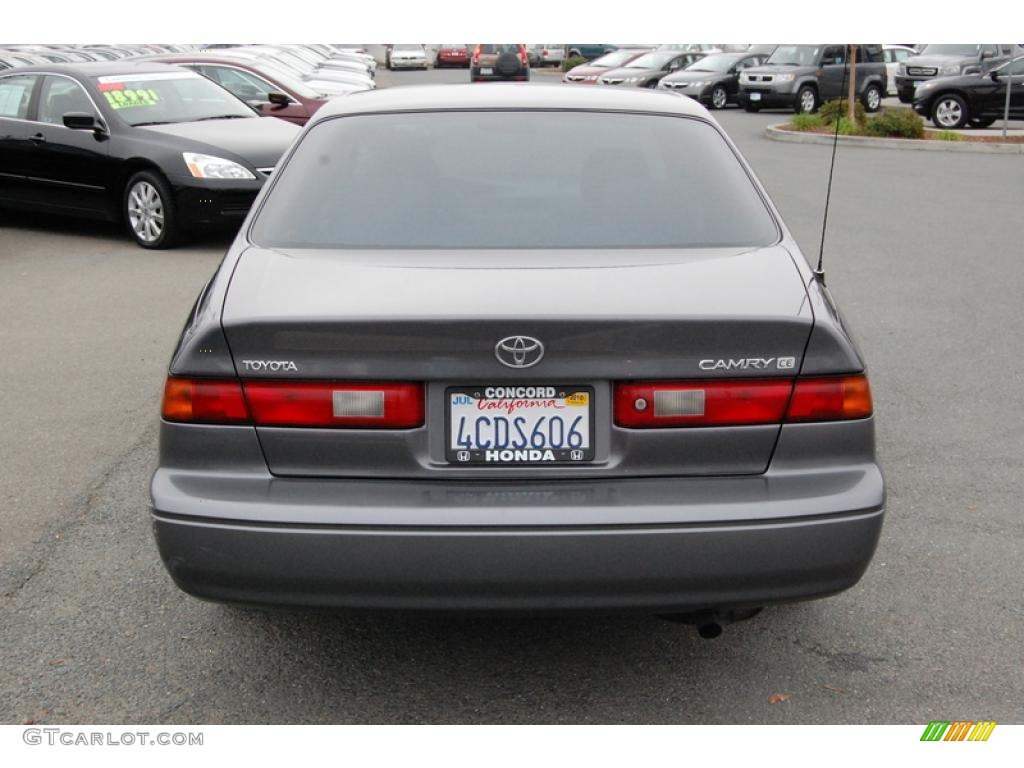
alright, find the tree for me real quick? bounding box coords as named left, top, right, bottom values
left=847, top=44, right=858, bottom=123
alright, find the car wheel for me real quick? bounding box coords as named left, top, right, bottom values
left=969, top=116, right=996, bottom=128
left=743, top=101, right=761, bottom=113
left=644, top=80, right=658, bottom=88
left=795, top=86, right=818, bottom=114
left=710, top=85, right=728, bottom=110
left=931, top=94, right=968, bottom=129
left=124, top=170, right=178, bottom=249
left=861, top=83, right=882, bottom=113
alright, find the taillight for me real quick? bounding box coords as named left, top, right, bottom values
left=518, top=45, right=528, bottom=65
left=162, top=377, right=250, bottom=424
left=614, top=374, right=872, bottom=428
left=243, top=381, right=424, bottom=428
left=162, top=378, right=424, bottom=428
left=786, top=374, right=872, bottom=422
left=472, top=44, right=481, bottom=64
left=615, top=379, right=793, bottom=428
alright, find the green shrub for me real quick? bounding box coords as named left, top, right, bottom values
left=562, top=55, right=587, bottom=72
left=835, top=117, right=861, bottom=135
left=932, top=129, right=962, bottom=141
left=818, top=98, right=867, bottom=127
left=790, top=113, right=824, bottom=131
left=864, top=108, right=925, bottom=139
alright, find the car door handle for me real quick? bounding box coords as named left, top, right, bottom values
left=29, top=133, right=46, bottom=145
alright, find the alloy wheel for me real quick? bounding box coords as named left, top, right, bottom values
left=865, top=87, right=881, bottom=111
left=799, top=89, right=816, bottom=113
left=127, top=181, right=164, bottom=244
left=712, top=86, right=727, bottom=109
left=935, top=97, right=963, bottom=129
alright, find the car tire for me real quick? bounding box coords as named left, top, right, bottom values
left=861, top=83, right=882, bottom=113
left=124, top=170, right=178, bottom=250
left=969, top=116, right=996, bottom=128
left=795, top=85, right=818, bottom=114
left=931, top=93, right=968, bottom=129
left=743, top=101, right=761, bottom=113
left=710, top=85, right=728, bottom=110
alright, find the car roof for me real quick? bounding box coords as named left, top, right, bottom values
left=0, top=61, right=189, bottom=77
left=312, top=83, right=709, bottom=121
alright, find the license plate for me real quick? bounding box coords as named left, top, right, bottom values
left=481, top=67, right=493, bottom=75
left=749, top=92, right=762, bottom=101
left=446, top=385, right=594, bottom=465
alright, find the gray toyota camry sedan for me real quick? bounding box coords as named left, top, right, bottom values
left=151, top=84, right=884, bottom=629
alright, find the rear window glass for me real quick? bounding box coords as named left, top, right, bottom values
left=251, top=111, right=779, bottom=249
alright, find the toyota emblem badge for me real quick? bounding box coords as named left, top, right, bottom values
left=494, top=336, right=545, bottom=369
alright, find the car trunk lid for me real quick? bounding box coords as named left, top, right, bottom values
left=222, top=245, right=813, bottom=478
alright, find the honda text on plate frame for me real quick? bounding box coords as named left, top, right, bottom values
left=151, top=85, right=884, bottom=626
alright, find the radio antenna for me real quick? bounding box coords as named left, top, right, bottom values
left=815, top=44, right=851, bottom=286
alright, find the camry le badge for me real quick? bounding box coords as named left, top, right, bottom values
left=495, top=336, right=545, bottom=369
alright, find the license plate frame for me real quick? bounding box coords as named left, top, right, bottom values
left=445, top=385, right=595, bottom=465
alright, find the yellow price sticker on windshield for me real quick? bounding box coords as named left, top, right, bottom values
left=103, top=88, right=160, bottom=110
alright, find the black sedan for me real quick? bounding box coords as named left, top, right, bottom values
left=0, top=62, right=299, bottom=248
left=658, top=51, right=773, bottom=109
left=913, top=56, right=1024, bottom=129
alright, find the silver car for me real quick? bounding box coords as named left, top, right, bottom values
left=388, top=44, right=428, bottom=70
left=152, top=85, right=884, bottom=632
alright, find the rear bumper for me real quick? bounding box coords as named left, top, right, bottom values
left=151, top=465, right=885, bottom=612
left=470, top=67, right=530, bottom=82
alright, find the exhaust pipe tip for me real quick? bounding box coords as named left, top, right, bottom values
left=697, top=622, right=723, bottom=639
left=656, top=607, right=762, bottom=638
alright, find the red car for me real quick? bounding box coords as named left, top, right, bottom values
left=562, top=47, right=652, bottom=84
left=143, top=54, right=329, bottom=125
left=435, top=44, right=469, bottom=68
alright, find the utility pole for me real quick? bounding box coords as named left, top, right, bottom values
left=847, top=44, right=858, bottom=123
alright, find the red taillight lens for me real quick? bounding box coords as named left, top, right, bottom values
left=614, top=379, right=793, bottom=427
left=786, top=374, right=872, bottom=422
left=519, top=45, right=528, bottom=65
left=472, top=44, right=480, bottom=64
left=243, top=382, right=424, bottom=428
left=614, top=374, right=873, bottom=428
left=162, top=377, right=250, bottom=424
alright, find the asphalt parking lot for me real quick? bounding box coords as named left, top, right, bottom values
left=2, top=64, right=1023, bottom=725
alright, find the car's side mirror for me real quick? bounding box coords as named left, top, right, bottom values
left=990, top=70, right=1001, bottom=82
left=63, top=112, right=106, bottom=135
left=267, top=91, right=293, bottom=108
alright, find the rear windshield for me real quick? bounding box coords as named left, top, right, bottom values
left=251, top=111, right=778, bottom=249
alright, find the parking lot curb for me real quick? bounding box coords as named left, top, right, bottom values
left=765, top=124, right=1024, bottom=154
